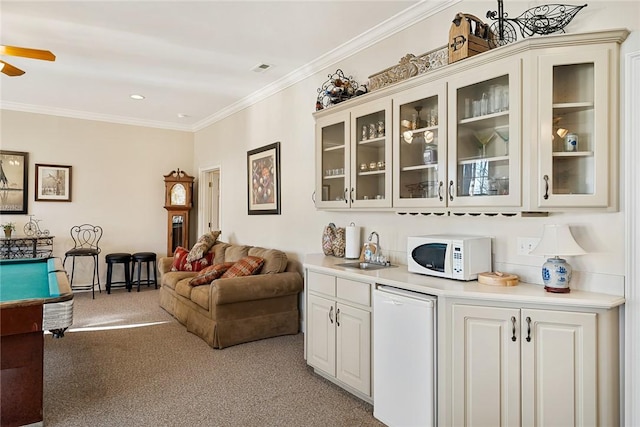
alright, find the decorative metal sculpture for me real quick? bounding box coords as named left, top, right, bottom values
left=316, top=69, right=366, bottom=111
left=23, top=215, right=50, bottom=237
left=368, top=46, right=449, bottom=92
left=486, top=1, right=587, bottom=48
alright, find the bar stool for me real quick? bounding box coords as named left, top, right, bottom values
left=105, top=253, right=132, bottom=293
left=131, top=252, right=157, bottom=292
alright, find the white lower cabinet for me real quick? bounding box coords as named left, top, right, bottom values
left=305, top=270, right=372, bottom=400
left=450, top=302, right=618, bottom=427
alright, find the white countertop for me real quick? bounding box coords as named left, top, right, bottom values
left=304, top=254, right=625, bottom=310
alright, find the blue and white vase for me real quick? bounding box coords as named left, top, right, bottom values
left=542, top=257, right=572, bottom=293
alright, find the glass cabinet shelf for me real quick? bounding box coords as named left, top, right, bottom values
left=324, top=144, right=345, bottom=152
left=552, top=151, right=594, bottom=157
left=401, top=164, right=438, bottom=172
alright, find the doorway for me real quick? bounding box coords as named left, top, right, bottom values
left=199, top=167, right=220, bottom=234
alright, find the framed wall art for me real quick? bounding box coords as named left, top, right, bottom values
left=0, top=150, right=29, bottom=214
left=247, top=142, right=281, bottom=215
left=35, top=164, right=72, bottom=202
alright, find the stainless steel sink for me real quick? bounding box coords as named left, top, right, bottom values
left=336, top=261, right=397, bottom=271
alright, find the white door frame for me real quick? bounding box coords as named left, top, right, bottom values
left=624, top=34, right=640, bottom=427
left=198, top=165, right=221, bottom=236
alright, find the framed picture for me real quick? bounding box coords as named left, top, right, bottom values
left=35, top=164, right=72, bottom=202
left=247, top=142, right=281, bottom=215
left=0, top=150, right=29, bottom=214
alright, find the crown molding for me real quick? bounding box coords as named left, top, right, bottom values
left=192, top=0, right=462, bottom=131
left=0, top=101, right=193, bottom=132
left=1, top=0, right=461, bottom=133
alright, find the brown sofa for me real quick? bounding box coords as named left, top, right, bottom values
left=158, top=241, right=303, bottom=349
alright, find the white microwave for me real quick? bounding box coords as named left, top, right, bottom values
left=407, top=235, right=491, bottom=281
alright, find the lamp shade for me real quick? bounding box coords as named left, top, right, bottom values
left=530, top=224, right=586, bottom=257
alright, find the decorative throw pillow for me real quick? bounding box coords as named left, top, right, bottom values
left=189, top=262, right=235, bottom=286
left=171, top=246, right=215, bottom=272
left=186, top=230, right=221, bottom=263
left=220, top=256, right=265, bottom=279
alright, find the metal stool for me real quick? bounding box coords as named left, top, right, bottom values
left=105, top=253, right=132, bottom=293
left=131, top=252, right=157, bottom=292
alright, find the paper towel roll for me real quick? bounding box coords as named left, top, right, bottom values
left=345, top=224, right=361, bottom=259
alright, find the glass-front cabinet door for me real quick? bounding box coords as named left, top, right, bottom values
left=350, top=99, right=392, bottom=208
left=537, top=49, right=610, bottom=208
left=393, top=82, right=447, bottom=208
left=315, top=111, right=350, bottom=208
left=447, top=57, right=521, bottom=208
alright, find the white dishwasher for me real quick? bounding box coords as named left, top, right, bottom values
left=373, top=285, right=436, bottom=427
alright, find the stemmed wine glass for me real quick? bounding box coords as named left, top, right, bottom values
left=495, top=126, right=509, bottom=156
left=474, top=129, right=495, bottom=158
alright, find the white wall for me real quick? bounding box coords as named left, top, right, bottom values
left=193, top=1, right=640, bottom=295
left=0, top=110, right=193, bottom=285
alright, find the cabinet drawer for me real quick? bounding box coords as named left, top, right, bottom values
left=308, top=271, right=336, bottom=297
left=337, top=278, right=371, bottom=307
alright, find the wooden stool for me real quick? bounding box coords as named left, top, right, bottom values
left=131, top=252, right=157, bottom=292
left=105, top=253, right=132, bottom=293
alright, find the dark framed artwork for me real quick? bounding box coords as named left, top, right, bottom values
left=247, top=142, right=281, bottom=215
left=35, top=164, right=72, bottom=202
left=0, top=150, right=28, bottom=214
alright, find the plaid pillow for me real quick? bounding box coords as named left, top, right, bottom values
left=171, top=247, right=215, bottom=272
left=186, top=230, right=221, bottom=263
left=189, top=262, right=235, bottom=286
left=220, top=256, right=264, bottom=279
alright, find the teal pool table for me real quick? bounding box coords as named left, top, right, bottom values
left=0, top=257, right=74, bottom=427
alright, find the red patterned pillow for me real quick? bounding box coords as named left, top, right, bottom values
left=189, top=262, right=235, bottom=287
left=171, top=246, right=215, bottom=272
left=220, top=256, right=264, bottom=279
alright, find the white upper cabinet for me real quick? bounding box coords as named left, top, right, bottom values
left=313, top=29, right=628, bottom=213
left=535, top=47, right=613, bottom=208
left=447, top=57, right=521, bottom=208
left=393, top=81, right=447, bottom=208
left=315, top=111, right=350, bottom=209
left=350, top=98, right=393, bottom=208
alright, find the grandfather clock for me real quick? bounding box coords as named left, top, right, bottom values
left=163, top=169, right=194, bottom=256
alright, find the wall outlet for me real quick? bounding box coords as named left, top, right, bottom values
left=517, top=237, right=540, bottom=256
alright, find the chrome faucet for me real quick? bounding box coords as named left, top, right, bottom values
left=368, top=231, right=380, bottom=248
left=365, top=231, right=386, bottom=264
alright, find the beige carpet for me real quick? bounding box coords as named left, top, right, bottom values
left=44, top=288, right=384, bottom=427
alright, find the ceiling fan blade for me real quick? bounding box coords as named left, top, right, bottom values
left=0, top=60, right=26, bottom=76
left=0, top=45, right=55, bottom=61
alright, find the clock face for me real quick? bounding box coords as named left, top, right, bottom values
left=170, top=183, right=187, bottom=205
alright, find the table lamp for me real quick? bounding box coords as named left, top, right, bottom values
left=530, top=224, right=586, bottom=293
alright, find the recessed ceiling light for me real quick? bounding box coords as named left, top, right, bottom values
left=177, top=113, right=190, bottom=118
left=130, top=94, right=145, bottom=100
left=251, top=63, right=272, bottom=73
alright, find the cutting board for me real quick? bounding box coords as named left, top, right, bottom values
left=478, top=272, right=519, bottom=287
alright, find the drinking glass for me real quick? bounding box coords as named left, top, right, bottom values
left=474, top=129, right=495, bottom=158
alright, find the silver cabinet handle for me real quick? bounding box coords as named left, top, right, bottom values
left=511, top=316, right=517, bottom=342
left=526, top=316, right=532, bottom=342
left=438, top=181, right=444, bottom=202
left=448, top=180, right=455, bottom=201
left=336, top=308, right=340, bottom=327
left=312, top=191, right=316, bottom=204
left=329, top=306, right=334, bottom=323
left=343, top=188, right=348, bottom=204
left=350, top=188, right=354, bottom=204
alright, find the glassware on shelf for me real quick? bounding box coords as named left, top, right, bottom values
left=480, top=93, right=489, bottom=116
left=423, top=142, right=438, bottom=164
left=494, top=126, right=509, bottom=156
left=474, top=129, right=496, bottom=158
left=369, top=123, right=377, bottom=139
left=377, top=121, right=385, bottom=137
left=362, top=125, right=368, bottom=141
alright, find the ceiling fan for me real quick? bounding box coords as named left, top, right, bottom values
left=0, top=45, right=56, bottom=77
